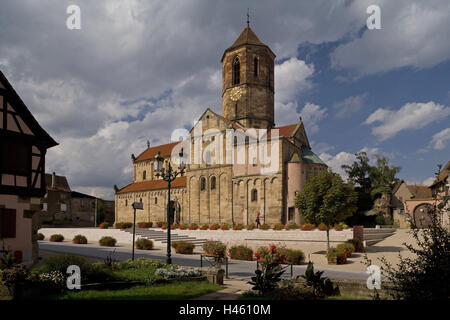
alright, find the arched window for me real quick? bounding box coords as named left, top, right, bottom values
left=254, top=57, right=258, bottom=77
left=139, top=198, right=142, bottom=203
left=251, top=189, right=258, bottom=202
left=211, top=177, right=216, bottom=190
left=154, top=197, right=157, bottom=204
left=200, top=177, right=206, bottom=191
left=125, top=199, right=128, bottom=206
left=233, top=56, right=240, bottom=85
left=143, top=170, right=146, bottom=180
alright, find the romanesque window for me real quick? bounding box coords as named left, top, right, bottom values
left=125, top=199, right=128, bottom=206
left=211, top=177, right=216, bottom=190
left=233, top=56, right=240, bottom=85
left=251, top=189, right=257, bottom=202
left=201, top=177, right=206, bottom=191
left=288, top=207, right=295, bottom=221
left=143, top=170, right=146, bottom=180
left=154, top=197, right=157, bottom=204
left=254, top=57, right=258, bottom=77
left=252, top=157, right=257, bottom=166
left=140, top=198, right=142, bottom=203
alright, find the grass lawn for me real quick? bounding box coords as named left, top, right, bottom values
left=58, top=281, right=222, bottom=300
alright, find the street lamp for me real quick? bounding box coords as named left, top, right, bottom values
left=154, top=149, right=186, bottom=264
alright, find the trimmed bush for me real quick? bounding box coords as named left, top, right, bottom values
left=99, top=236, right=117, bottom=247
left=115, top=222, right=132, bottom=229
left=300, top=223, right=315, bottom=231
left=49, top=234, right=64, bottom=242
left=156, top=221, right=164, bottom=228
left=285, top=223, right=299, bottom=230
left=273, top=223, right=284, bottom=230
left=179, top=224, right=188, bottom=230
left=188, top=223, right=199, bottom=230
left=326, top=248, right=346, bottom=265
left=199, top=224, right=209, bottom=230
left=170, top=224, right=179, bottom=230
left=37, top=233, right=45, bottom=241
left=228, top=245, right=253, bottom=261
left=220, top=223, right=230, bottom=230
left=336, top=243, right=355, bottom=258
left=333, top=224, right=343, bottom=231
left=161, top=223, right=168, bottom=230
left=232, top=224, right=244, bottom=230
left=202, top=240, right=226, bottom=258
left=72, top=235, right=88, bottom=244
left=135, top=238, right=153, bottom=250
left=259, top=223, right=270, bottom=230
left=277, top=248, right=305, bottom=265
left=318, top=223, right=327, bottom=231
left=347, top=238, right=364, bottom=253
left=209, top=224, right=220, bottom=230
left=246, top=223, right=256, bottom=230
left=137, top=222, right=152, bottom=228
left=99, top=222, right=111, bottom=229
left=172, top=241, right=195, bottom=254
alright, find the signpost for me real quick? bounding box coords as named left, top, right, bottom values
left=131, top=201, right=144, bottom=260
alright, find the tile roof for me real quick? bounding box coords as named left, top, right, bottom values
left=116, top=176, right=186, bottom=194
left=407, top=185, right=432, bottom=199
left=45, top=174, right=71, bottom=193
left=134, top=141, right=180, bottom=162
left=265, top=123, right=297, bottom=139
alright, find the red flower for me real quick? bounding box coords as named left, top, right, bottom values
left=254, top=252, right=260, bottom=259
left=269, top=245, right=277, bottom=254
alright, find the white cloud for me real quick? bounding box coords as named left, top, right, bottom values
left=275, top=58, right=314, bottom=103
left=430, top=128, right=450, bottom=150
left=299, top=103, right=327, bottom=134
left=331, top=0, right=450, bottom=75
left=364, top=101, right=450, bottom=140
left=422, top=177, right=435, bottom=186
left=334, top=93, right=368, bottom=118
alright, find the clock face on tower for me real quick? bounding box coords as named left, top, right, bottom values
left=230, top=87, right=242, bottom=101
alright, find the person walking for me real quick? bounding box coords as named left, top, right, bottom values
left=255, top=214, right=261, bottom=229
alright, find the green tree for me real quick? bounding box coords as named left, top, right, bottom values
left=295, top=170, right=358, bottom=249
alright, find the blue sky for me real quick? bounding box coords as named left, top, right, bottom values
left=0, top=0, right=448, bottom=199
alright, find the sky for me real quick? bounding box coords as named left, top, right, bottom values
left=0, top=0, right=449, bottom=200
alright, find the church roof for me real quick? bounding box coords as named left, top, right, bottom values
left=222, top=27, right=275, bottom=61
left=134, top=141, right=180, bottom=163
left=116, top=176, right=186, bottom=194
left=300, top=146, right=326, bottom=165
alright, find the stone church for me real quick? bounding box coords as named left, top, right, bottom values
left=114, top=26, right=327, bottom=226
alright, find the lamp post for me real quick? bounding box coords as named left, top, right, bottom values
left=154, top=149, right=186, bottom=264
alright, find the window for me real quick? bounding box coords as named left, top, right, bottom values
left=211, top=177, right=216, bottom=190
left=0, top=140, right=30, bottom=175
left=252, top=157, right=257, bottom=166
left=232, top=56, right=240, bottom=85
left=201, top=177, right=206, bottom=191
left=60, top=204, right=67, bottom=212
left=143, top=170, right=147, bottom=180
left=251, top=189, right=258, bottom=202
left=0, top=208, right=16, bottom=238
left=254, top=57, right=258, bottom=77
left=80, top=199, right=85, bottom=209
left=139, top=198, right=142, bottom=203
left=125, top=199, right=128, bottom=206
left=154, top=197, right=158, bottom=204
left=41, top=203, right=48, bottom=212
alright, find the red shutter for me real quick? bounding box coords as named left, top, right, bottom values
left=0, top=208, right=16, bottom=238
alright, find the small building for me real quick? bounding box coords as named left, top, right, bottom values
left=0, top=70, right=58, bottom=264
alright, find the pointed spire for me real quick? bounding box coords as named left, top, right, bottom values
left=247, top=8, right=250, bottom=28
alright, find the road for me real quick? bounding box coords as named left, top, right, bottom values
left=39, top=241, right=371, bottom=281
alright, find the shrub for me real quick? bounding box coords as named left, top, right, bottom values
left=99, top=236, right=117, bottom=247
left=115, top=222, right=132, bottom=229
left=172, top=241, right=195, bottom=254
left=246, top=223, right=256, bottom=230
left=179, top=224, right=188, bottom=230
left=347, top=238, right=364, bottom=253
left=49, top=234, right=64, bottom=242
left=37, top=233, right=45, bottom=241
left=170, top=224, right=179, bottom=230
left=273, top=223, right=284, bottom=230
left=135, top=238, right=153, bottom=250
left=277, top=248, right=305, bottom=265
left=72, top=235, right=88, bottom=244
left=299, top=261, right=339, bottom=297
left=199, top=224, right=209, bottom=230
left=232, top=224, right=244, bottom=230
left=99, top=222, right=110, bottom=229
left=250, top=245, right=287, bottom=295
left=336, top=243, right=355, bottom=258
left=137, top=222, right=152, bottom=228
left=228, top=245, right=253, bottom=261
left=220, top=224, right=230, bottom=230
left=156, top=221, right=164, bottom=228
left=202, top=240, right=226, bottom=258
left=333, top=224, right=343, bottom=231
left=188, top=223, right=198, bottom=230
left=255, top=245, right=285, bottom=264
left=326, top=248, right=346, bottom=265
left=155, top=266, right=202, bottom=279
left=259, top=223, right=270, bottom=230
left=209, top=224, right=220, bottom=230
left=285, top=223, right=299, bottom=230
left=300, top=223, right=315, bottom=231
left=318, top=223, right=327, bottom=231
left=161, top=223, right=168, bottom=230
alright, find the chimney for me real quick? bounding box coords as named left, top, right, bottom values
left=147, top=140, right=150, bottom=148
left=51, top=172, right=56, bottom=189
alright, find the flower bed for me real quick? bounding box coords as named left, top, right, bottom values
left=259, top=223, right=270, bottom=230
left=326, top=248, right=347, bottom=265
left=273, top=223, right=284, bottom=230
left=220, top=224, right=230, bottom=230
left=171, top=241, right=195, bottom=254
left=202, top=240, right=226, bottom=258
left=199, top=224, right=209, bottom=230
left=188, top=223, right=199, bottom=230
left=232, top=224, right=244, bottom=230
left=115, top=222, right=132, bottom=229
left=246, top=223, right=256, bottom=230
left=300, top=223, right=315, bottom=231
left=318, top=223, right=327, bottom=231
left=99, top=222, right=111, bottom=229
left=209, top=224, right=220, bottom=230
left=347, top=238, right=364, bottom=253
left=155, top=266, right=203, bottom=280
left=336, top=243, right=355, bottom=258
left=228, top=245, right=253, bottom=261
left=137, top=222, right=152, bottom=228
left=285, top=223, right=299, bottom=230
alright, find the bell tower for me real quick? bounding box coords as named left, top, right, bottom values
left=221, top=26, right=276, bottom=129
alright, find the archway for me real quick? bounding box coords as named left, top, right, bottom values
left=413, top=203, right=433, bottom=228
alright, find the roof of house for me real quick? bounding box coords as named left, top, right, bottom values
left=45, top=173, right=71, bottom=192
left=300, top=145, right=327, bottom=165
left=0, top=70, right=58, bottom=149
left=407, top=185, right=432, bottom=199
left=431, top=160, right=450, bottom=187
left=71, top=191, right=97, bottom=199
left=134, top=141, right=180, bottom=163
left=116, top=176, right=186, bottom=194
